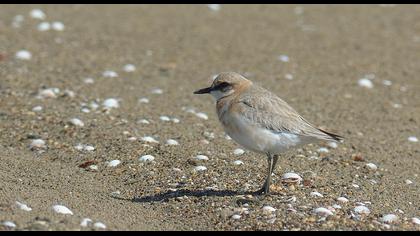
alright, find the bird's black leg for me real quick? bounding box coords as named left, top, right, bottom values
left=271, top=154, right=279, bottom=175
left=256, top=153, right=273, bottom=195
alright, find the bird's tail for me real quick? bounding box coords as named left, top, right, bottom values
left=317, top=128, right=344, bottom=142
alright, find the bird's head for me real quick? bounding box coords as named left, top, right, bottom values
left=194, top=72, right=252, bottom=100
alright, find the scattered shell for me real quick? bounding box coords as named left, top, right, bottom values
left=37, top=88, right=59, bottom=99
left=107, top=160, right=121, bottom=167
left=262, top=205, right=277, bottom=214
left=172, top=118, right=180, bottom=123
left=317, top=147, right=329, bottom=153
left=30, top=9, right=46, bottom=20
left=137, top=119, right=150, bottom=124
left=15, top=50, right=32, bottom=60
left=354, top=206, right=370, bottom=215
left=281, top=172, right=302, bottom=184
left=405, top=179, right=413, bottom=185
left=160, top=116, right=171, bottom=121
left=332, top=204, right=342, bottom=209
left=284, top=73, right=294, bottom=80
left=75, top=144, right=95, bottom=152
left=313, top=207, right=334, bottom=217
left=138, top=98, right=149, bottom=103
left=103, top=70, right=118, bottom=78
left=166, top=139, right=179, bottom=146
left=37, top=22, right=50, bottom=31
left=123, top=64, right=136, bottom=72
left=231, top=214, right=241, bottom=220
left=51, top=21, right=65, bottom=31
left=32, top=106, right=43, bottom=112
left=29, top=139, right=47, bottom=150
left=278, top=55, right=290, bottom=62
left=151, top=88, right=163, bottom=94
left=103, top=98, right=120, bottom=109
left=52, top=205, right=73, bottom=215
left=141, top=136, right=158, bottom=143
left=207, top=4, right=221, bottom=11
left=89, top=165, right=98, bottom=171
left=412, top=217, right=420, bottom=225
left=365, top=163, right=378, bottom=170
left=408, top=136, right=418, bottom=142
left=337, top=197, right=349, bottom=203
left=328, top=142, right=338, bottom=148
left=80, top=218, right=92, bottom=227
left=233, top=148, right=245, bottom=156
left=16, top=201, right=32, bottom=211
left=233, top=160, right=244, bottom=165
left=84, top=78, right=94, bottom=84
left=310, top=191, right=323, bottom=198
left=195, top=155, right=209, bottom=161
left=93, top=222, right=107, bottom=229
left=2, top=221, right=16, bottom=228
left=382, top=80, right=392, bottom=86
left=195, top=112, right=208, bottom=120
left=139, top=155, right=155, bottom=162
left=358, top=78, right=373, bottom=89
left=193, top=166, right=207, bottom=172
left=69, top=118, right=84, bottom=127
left=380, top=214, right=399, bottom=224
left=225, top=135, right=232, bottom=140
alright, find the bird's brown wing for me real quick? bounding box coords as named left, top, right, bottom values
left=237, top=86, right=342, bottom=142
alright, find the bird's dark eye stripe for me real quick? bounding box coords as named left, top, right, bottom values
left=214, top=82, right=230, bottom=90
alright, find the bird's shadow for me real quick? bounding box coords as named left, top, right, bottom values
left=112, top=189, right=261, bottom=203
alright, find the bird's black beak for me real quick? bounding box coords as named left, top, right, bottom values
left=193, top=86, right=212, bottom=94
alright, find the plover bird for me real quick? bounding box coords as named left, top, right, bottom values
left=194, top=72, right=343, bottom=194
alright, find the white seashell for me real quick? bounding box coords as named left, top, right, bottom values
left=412, top=217, right=420, bottom=225
left=231, top=214, right=241, bottom=220
left=195, top=112, right=208, bottom=120
left=159, top=116, right=171, bottom=121
left=107, top=160, right=121, bottom=167
left=128, top=137, right=137, bottom=141
left=233, top=148, right=245, bottom=156
left=328, top=142, right=338, bottom=148
left=313, top=207, right=334, bottom=217
left=382, top=80, right=392, bottom=86
left=90, top=102, right=99, bottom=110
left=278, top=55, right=290, bottom=62
left=2, top=221, right=16, bottom=228
left=51, top=21, right=65, bottom=31
left=37, top=22, right=50, bottom=31
left=310, top=191, right=323, bottom=198
left=102, top=70, right=118, bottom=78
left=337, top=197, right=349, bottom=203
left=137, top=119, right=150, bottom=124
left=281, top=172, right=302, bottom=184
left=103, top=98, right=119, bottom=109
left=284, top=73, right=294, bottom=80
left=317, top=147, right=329, bottom=153
left=138, top=98, right=149, bottom=103
left=30, top=9, right=46, bottom=20
left=166, top=139, right=179, bottom=145
left=358, top=78, right=373, bottom=89
left=38, top=88, right=58, bottom=99
left=141, top=136, right=158, bottom=143
left=52, top=205, right=73, bottom=215
left=151, top=88, right=163, bottom=94
left=29, top=139, right=46, bottom=150
left=195, top=155, right=209, bottom=161
left=93, top=222, right=107, bottom=229
left=139, top=155, right=155, bottom=162
left=84, top=78, right=94, bottom=84
left=392, top=103, right=402, bottom=108
left=408, top=136, right=418, bottom=142
left=123, top=64, right=136, bottom=72
left=405, top=179, right=413, bottom=185
left=332, top=204, right=342, bottom=209
left=352, top=184, right=360, bottom=188
left=233, top=160, right=244, bottom=165
left=194, top=166, right=207, bottom=172
left=354, top=206, right=370, bottom=215
left=16, top=50, right=32, bottom=60
left=81, top=108, right=90, bottom=113
left=69, top=118, right=84, bottom=127
left=207, top=4, right=221, bottom=11
left=172, top=118, right=180, bottom=123
left=32, top=106, right=43, bottom=112
left=89, top=165, right=98, bottom=171
left=13, top=15, right=24, bottom=22
left=16, top=201, right=32, bottom=211
left=225, top=135, right=232, bottom=140
left=84, top=145, right=95, bottom=151
left=380, top=214, right=399, bottom=224
left=262, top=206, right=277, bottom=213
left=80, top=218, right=92, bottom=227
left=366, top=163, right=378, bottom=170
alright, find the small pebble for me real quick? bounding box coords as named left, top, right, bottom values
left=358, top=78, right=373, bottom=89
left=382, top=80, right=392, bottom=86
left=332, top=204, right=342, bottom=209
left=262, top=205, right=277, bottom=214
left=194, top=166, right=207, bottom=172
left=231, top=214, right=241, bottom=220
left=281, top=172, right=302, bottom=184
left=233, top=160, right=244, bottom=165
left=138, top=98, right=149, bottom=103
left=151, top=88, right=163, bottom=94
left=380, top=214, right=399, bottom=224
left=337, top=197, right=349, bottom=203
left=354, top=206, right=371, bottom=215
left=52, top=205, right=73, bottom=215
left=37, top=22, right=50, bottom=31
left=139, top=155, right=155, bottom=162
left=2, top=221, right=16, bottom=228
left=141, top=136, right=158, bottom=143
left=408, top=136, right=418, bottom=142
left=51, top=21, right=65, bottom=31
left=29, top=139, right=46, bottom=150
left=137, top=119, right=150, bottom=124
left=313, top=207, right=334, bottom=217
left=80, top=218, right=92, bottom=227
left=172, top=118, right=180, bottom=123
left=103, top=98, right=120, bottom=109
left=310, top=191, right=323, bottom=198
left=69, top=118, right=84, bottom=127
left=405, top=179, right=413, bottom=185
left=16, top=201, right=32, bottom=211
left=15, top=50, right=32, bottom=60
left=317, top=147, right=329, bottom=153
left=30, top=9, right=46, bottom=20
left=365, top=163, right=378, bottom=170
left=89, top=165, right=98, bottom=171
left=123, top=64, right=136, bottom=72
left=160, top=116, right=171, bottom=121
left=233, top=148, right=245, bottom=156
left=166, top=139, right=179, bottom=146
left=84, top=78, right=94, bottom=84
left=107, top=160, right=121, bottom=167
left=328, top=142, right=338, bottom=148
left=103, top=70, right=118, bottom=78
left=93, top=222, right=107, bottom=229
left=284, top=73, right=294, bottom=80
left=195, top=155, right=209, bottom=161
left=278, top=55, right=290, bottom=62
left=32, top=106, right=43, bottom=112
left=195, top=112, right=208, bottom=120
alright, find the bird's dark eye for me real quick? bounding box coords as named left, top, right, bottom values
left=214, top=82, right=232, bottom=92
